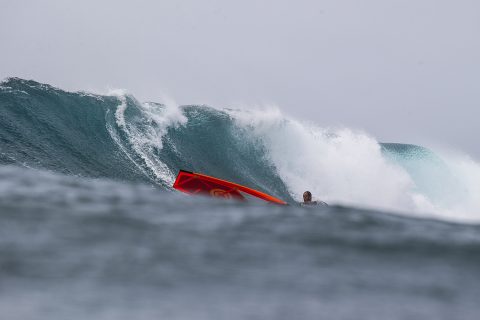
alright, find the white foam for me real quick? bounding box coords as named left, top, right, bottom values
left=228, top=107, right=480, bottom=223
left=110, top=90, right=128, bottom=128
left=431, top=152, right=480, bottom=222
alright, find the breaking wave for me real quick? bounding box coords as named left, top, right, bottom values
left=1, top=78, right=479, bottom=222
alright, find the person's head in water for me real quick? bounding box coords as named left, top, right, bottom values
left=303, top=191, right=312, bottom=203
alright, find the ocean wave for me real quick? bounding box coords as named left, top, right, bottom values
left=1, top=77, right=479, bottom=222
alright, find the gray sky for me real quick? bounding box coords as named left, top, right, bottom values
left=1, top=0, right=479, bottom=158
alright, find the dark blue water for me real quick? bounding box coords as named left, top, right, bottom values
left=1, top=78, right=479, bottom=319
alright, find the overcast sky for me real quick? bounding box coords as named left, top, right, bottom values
left=1, top=0, right=479, bottom=158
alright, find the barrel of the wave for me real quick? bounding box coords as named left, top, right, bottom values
left=172, top=170, right=287, bottom=205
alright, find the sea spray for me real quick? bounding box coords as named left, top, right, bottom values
left=227, top=108, right=421, bottom=211
left=227, top=107, right=480, bottom=222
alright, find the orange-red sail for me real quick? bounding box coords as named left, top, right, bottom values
left=172, top=170, right=287, bottom=205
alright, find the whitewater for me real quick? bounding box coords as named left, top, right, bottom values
left=1, top=78, right=480, bottom=320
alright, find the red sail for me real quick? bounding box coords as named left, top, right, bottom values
left=172, top=170, right=287, bottom=205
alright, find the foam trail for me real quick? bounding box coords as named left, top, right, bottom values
left=108, top=91, right=186, bottom=185
left=105, top=93, right=152, bottom=180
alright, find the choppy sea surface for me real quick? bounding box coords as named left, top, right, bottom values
left=1, top=78, right=480, bottom=319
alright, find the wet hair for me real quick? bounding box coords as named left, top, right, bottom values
left=303, top=191, right=312, bottom=201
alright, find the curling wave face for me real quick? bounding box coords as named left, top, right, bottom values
left=1, top=78, right=479, bottom=222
